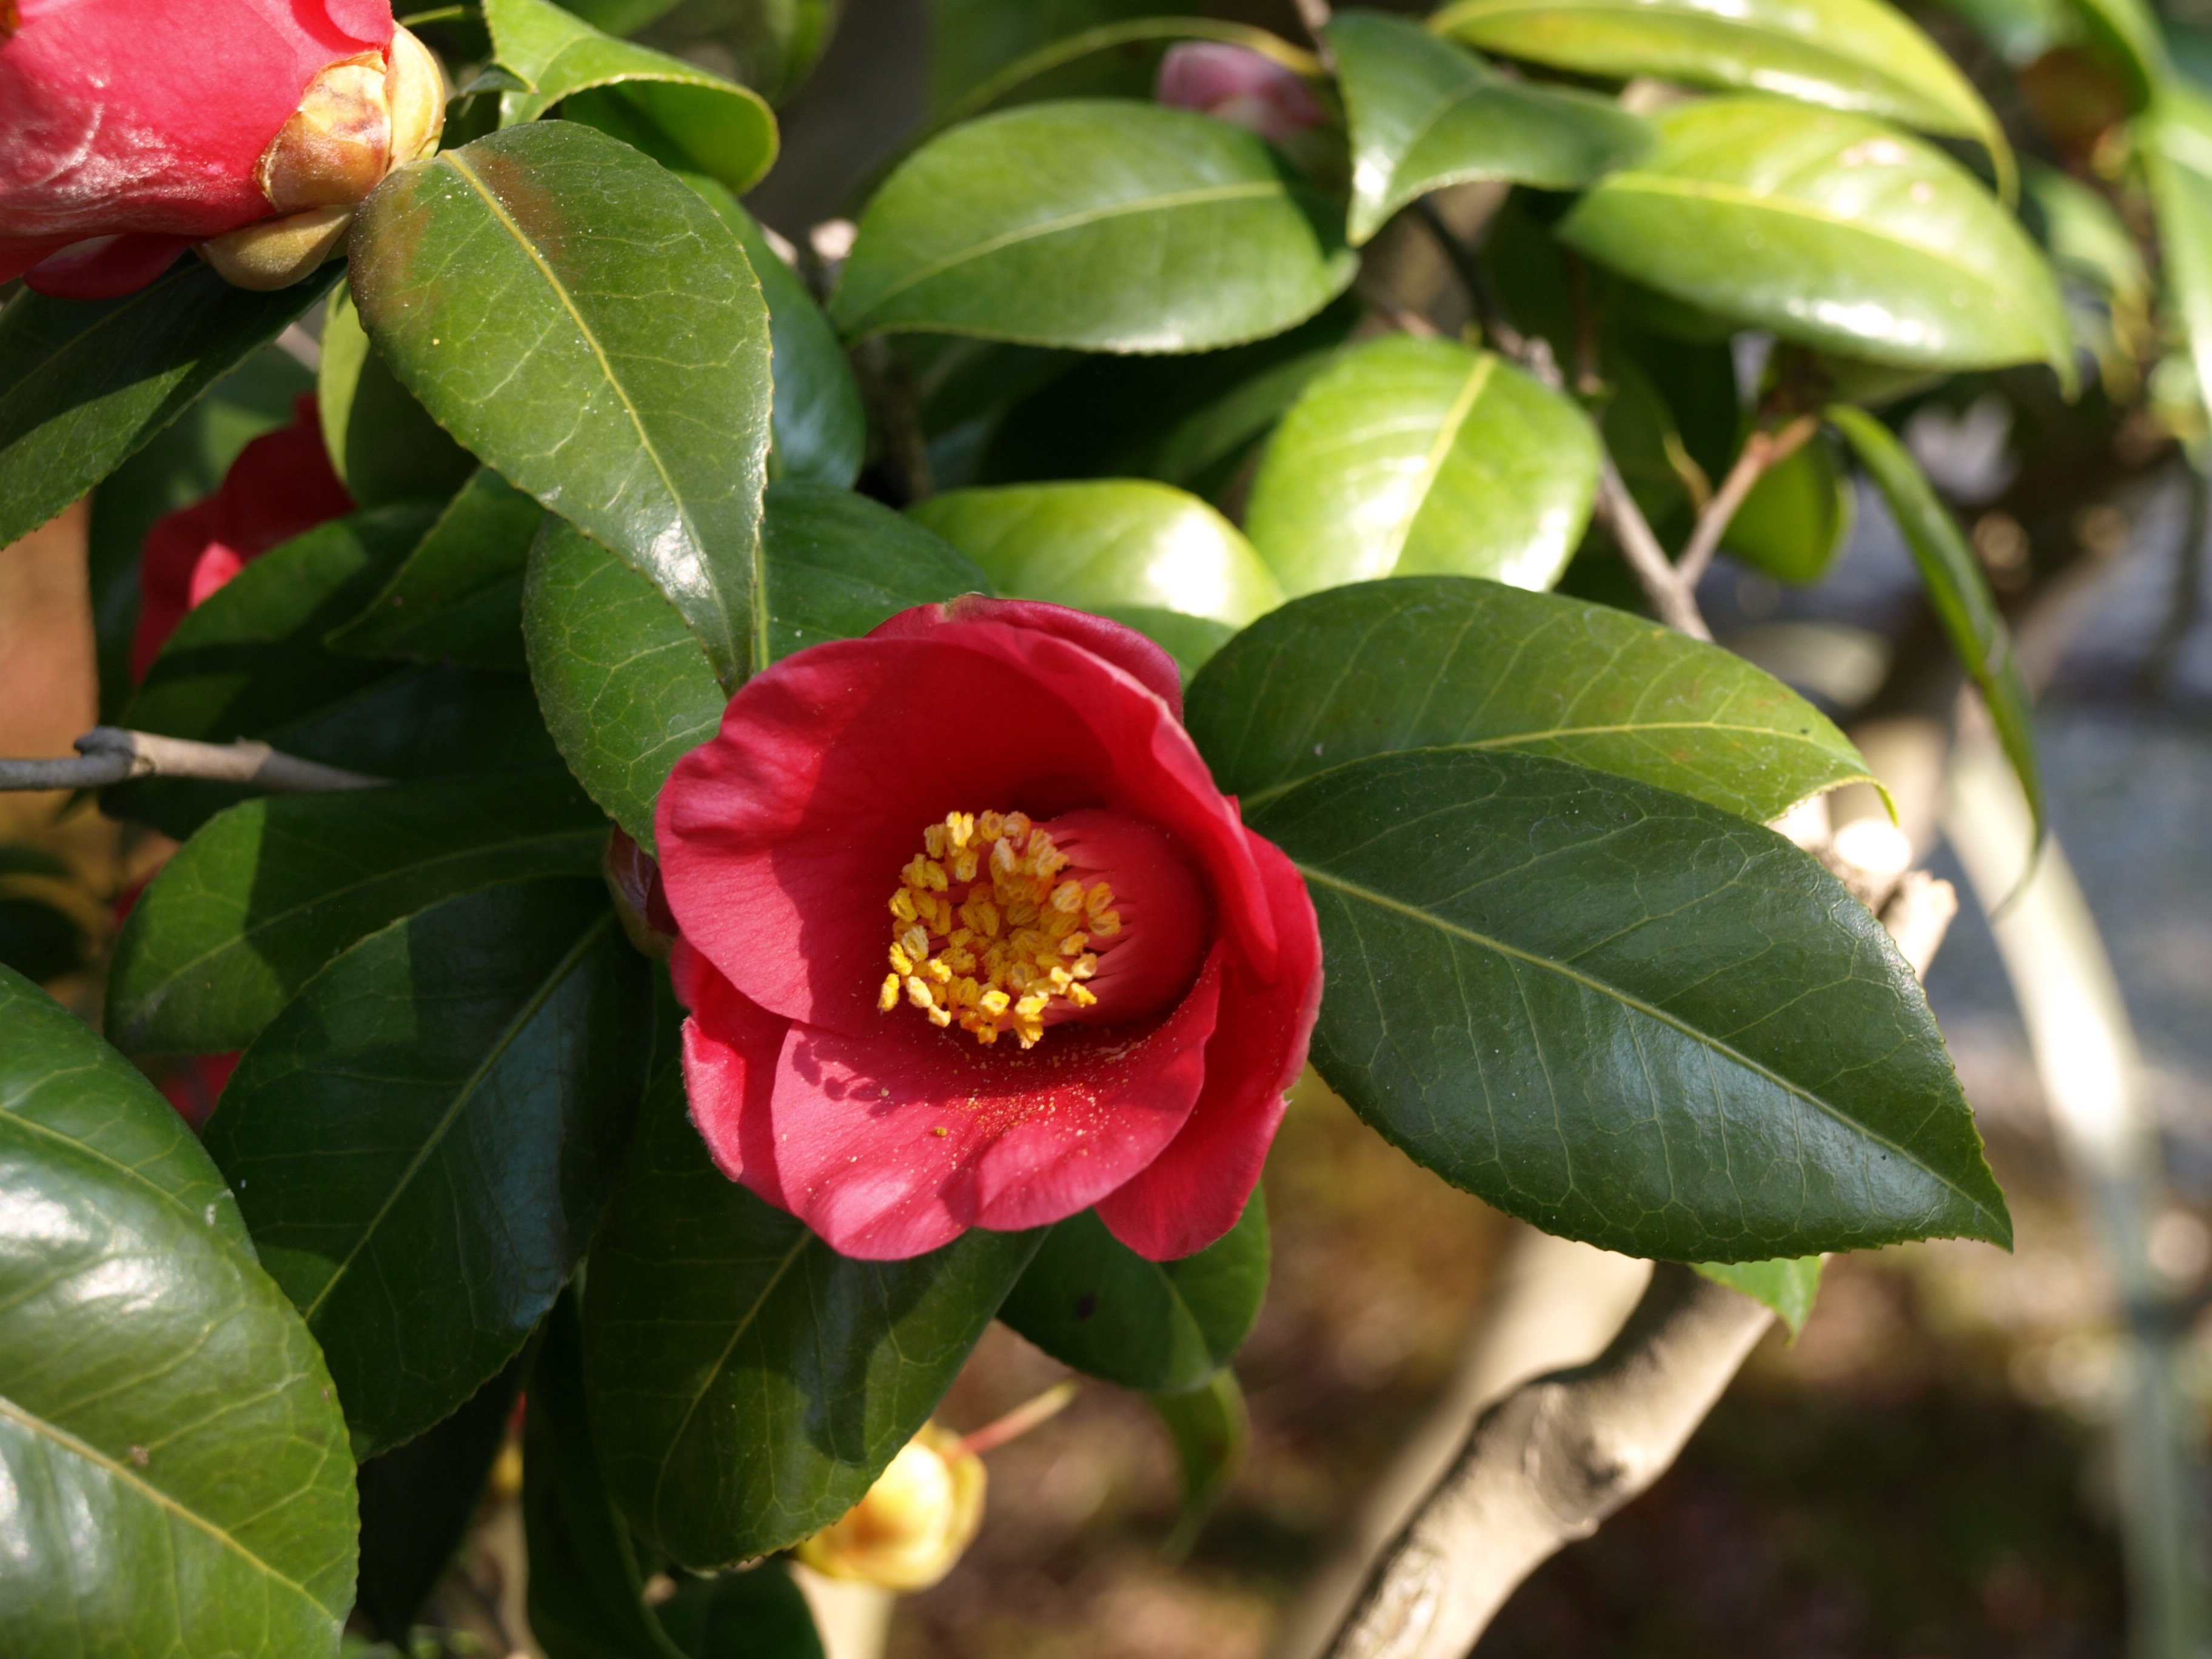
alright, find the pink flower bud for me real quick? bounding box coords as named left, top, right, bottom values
left=1155, top=42, right=1327, bottom=146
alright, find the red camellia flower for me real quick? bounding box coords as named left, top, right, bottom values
left=657, top=598, right=1322, bottom=1262
left=0, top=0, right=443, bottom=298
left=133, top=394, right=353, bottom=680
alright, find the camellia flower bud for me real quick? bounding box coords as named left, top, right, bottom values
left=794, top=1423, right=987, bottom=1593
left=1155, top=42, right=1329, bottom=147
left=0, top=2, right=445, bottom=299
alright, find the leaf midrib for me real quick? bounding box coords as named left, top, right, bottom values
left=1295, top=860, right=1999, bottom=1226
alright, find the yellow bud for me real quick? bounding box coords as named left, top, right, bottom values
left=795, top=1424, right=985, bottom=1592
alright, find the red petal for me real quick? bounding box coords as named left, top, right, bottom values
left=659, top=618, right=1275, bottom=1037
left=868, top=595, right=1184, bottom=720
left=1094, top=830, right=1321, bottom=1260
left=0, top=232, right=81, bottom=284
left=673, top=939, right=793, bottom=1210
left=763, top=946, right=1225, bottom=1259
left=22, top=232, right=192, bottom=299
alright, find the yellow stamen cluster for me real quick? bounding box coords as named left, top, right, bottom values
left=880, top=811, right=1122, bottom=1048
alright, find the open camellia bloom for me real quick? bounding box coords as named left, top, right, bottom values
left=0, top=0, right=443, bottom=297
left=133, top=394, right=354, bottom=680
left=657, top=598, right=1322, bottom=1262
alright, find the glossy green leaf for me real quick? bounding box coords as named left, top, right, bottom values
left=1187, top=577, right=1874, bottom=825
left=1327, top=11, right=1651, bottom=244
left=911, top=480, right=1282, bottom=635
left=527, top=1291, right=688, bottom=1659
left=108, top=777, right=609, bottom=1054
left=326, top=468, right=545, bottom=671
left=1722, top=432, right=1855, bottom=585
left=1244, top=335, right=1600, bottom=600
left=930, top=0, right=1159, bottom=113
left=1000, top=1193, right=1267, bottom=1393
left=1151, top=1368, right=1247, bottom=1560
left=85, top=346, right=313, bottom=719
left=721, top=195, right=865, bottom=488
left=526, top=484, right=989, bottom=846
left=204, top=878, right=652, bottom=1458
left=489, top=0, right=779, bottom=194
left=0, top=261, right=337, bottom=551
left=831, top=101, right=1358, bottom=352
left=1432, top=0, right=2012, bottom=190
left=350, top=119, right=774, bottom=688
left=357, top=1350, right=528, bottom=1640
left=655, top=1563, right=825, bottom=1659
left=0, top=967, right=357, bottom=1657
left=1828, top=405, right=2043, bottom=854
left=583, top=1061, right=1040, bottom=1566
left=317, top=285, right=480, bottom=509
left=932, top=16, right=1323, bottom=129
left=1248, top=748, right=2009, bottom=1260
left=1695, top=1255, right=1823, bottom=1336
left=1558, top=99, right=2071, bottom=385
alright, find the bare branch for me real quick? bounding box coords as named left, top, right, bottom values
left=0, top=728, right=385, bottom=794
left=1674, top=415, right=1819, bottom=590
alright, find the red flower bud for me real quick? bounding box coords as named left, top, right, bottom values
left=133, top=395, right=352, bottom=680
left=657, top=598, right=1323, bottom=1263
left=1, top=2, right=444, bottom=298
left=1156, top=43, right=1328, bottom=146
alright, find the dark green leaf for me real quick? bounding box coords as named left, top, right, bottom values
left=0, top=261, right=337, bottom=550
left=1244, top=335, right=1600, bottom=598
left=1187, top=577, right=1877, bottom=826
left=85, top=346, right=312, bottom=719
left=350, top=119, right=774, bottom=688
left=0, top=895, right=90, bottom=984
left=204, top=878, right=652, bottom=1458
left=527, top=1290, right=689, bottom=1659
left=911, top=481, right=1282, bottom=633
left=0, top=967, right=357, bottom=1656
left=317, top=285, right=480, bottom=509
left=525, top=484, right=989, bottom=846
left=1000, top=1192, right=1267, bottom=1392
left=326, top=468, right=546, bottom=671
left=930, top=0, right=1158, bottom=113
left=655, top=1563, right=825, bottom=1659
left=1250, top=748, right=2010, bottom=1259
left=1432, top=0, right=2013, bottom=189
left=1327, top=11, right=1651, bottom=245
left=1827, top=404, right=2043, bottom=854
left=583, top=1061, right=1040, bottom=1566
left=726, top=198, right=866, bottom=489
left=831, top=101, right=1358, bottom=351
left=1722, top=432, right=1855, bottom=585
left=615, top=0, right=842, bottom=107
left=108, top=777, right=609, bottom=1054
left=932, top=17, right=1325, bottom=129
left=1695, top=1255, right=1823, bottom=1336
left=489, top=0, right=779, bottom=194
left=357, top=1349, right=528, bottom=1640
left=1558, top=99, right=2070, bottom=385
left=1150, top=1368, right=1247, bottom=1560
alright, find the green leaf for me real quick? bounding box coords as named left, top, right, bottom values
left=488, top=0, right=779, bottom=194
left=1557, top=99, right=2071, bottom=386
left=831, top=101, right=1358, bottom=352
left=0, top=894, right=90, bottom=985
left=1432, top=0, right=2013, bottom=192
left=655, top=1563, right=825, bottom=1659
left=1327, top=11, right=1651, bottom=245
left=617, top=0, right=842, bottom=107
left=0, top=967, right=357, bottom=1656
left=999, top=1193, right=1268, bottom=1393
left=527, top=1290, right=689, bottom=1659
left=1244, top=335, right=1601, bottom=600
left=107, top=777, right=609, bottom=1054
left=326, top=468, right=546, bottom=671
left=350, top=119, right=775, bottom=688
left=1187, top=577, right=1877, bottom=826
left=2148, top=89, right=2212, bottom=441
left=1150, top=1369, right=1247, bottom=1560
left=583, top=1060, right=1041, bottom=1566
left=911, top=480, right=1283, bottom=634
left=525, top=483, right=990, bottom=846
left=1695, top=1255, right=1823, bottom=1336
left=0, top=261, right=337, bottom=551
left=1722, top=432, right=1856, bottom=585
left=357, top=1350, right=528, bottom=1640
left=85, top=345, right=313, bottom=719
left=203, top=878, right=652, bottom=1458
left=931, top=0, right=1159, bottom=113
left=1248, top=747, right=2010, bottom=1260
left=1826, top=405, right=2043, bottom=854
left=932, top=16, right=1324, bottom=130
left=720, top=195, right=866, bottom=488
left=123, top=502, right=442, bottom=742
left=317, top=284, right=480, bottom=510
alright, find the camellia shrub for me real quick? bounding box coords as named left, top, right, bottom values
left=0, top=0, right=2197, bottom=1651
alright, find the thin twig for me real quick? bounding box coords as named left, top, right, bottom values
left=0, top=728, right=385, bottom=794
left=850, top=338, right=936, bottom=506
left=1291, top=0, right=1336, bottom=70
left=1674, top=415, right=1820, bottom=590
